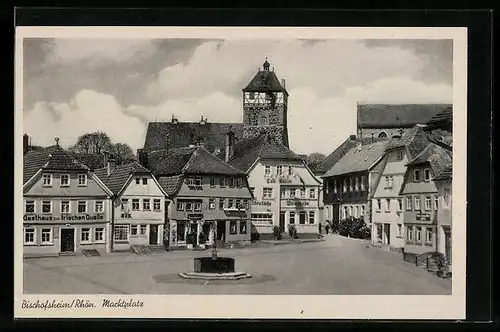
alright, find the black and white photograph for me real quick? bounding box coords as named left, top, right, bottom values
left=15, top=26, right=467, bottom=319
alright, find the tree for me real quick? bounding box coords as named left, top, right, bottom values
left=112, top=143, right=136, bottom=165
left=306, top=152, right=326, bottom=170
left=71, top=132, right=114, bottom=154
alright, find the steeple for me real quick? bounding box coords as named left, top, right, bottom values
left=263, top=57, right=270, bottom=71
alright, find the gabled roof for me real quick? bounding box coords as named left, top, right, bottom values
left=148, top=145, right=246, bottom=177
left=157, top=175, right=183, bottom=197
left=143, top=121, right=244, bottom=159
left=425, top=105, right=453, bottom=132
left=243, top=69, right=287, bottom=93
left=23, top=145, right=90, bottom=185
left=433, top=165, right=452, bottom=181
left=406, top=143, right=453, bottom=178
left=385, top=124, right=431, bottom=159
left=94, top=160, right=152, bottom=195
left=70, top=152, right=107, bottom=170
left=322, top=140, right=389, bottom=178
left=357, top=104, right=451, bottom=129
left=228, top=133, right=303, bottom=173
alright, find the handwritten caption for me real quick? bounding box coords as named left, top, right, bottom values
left=21, top=298, right=144, bottom=310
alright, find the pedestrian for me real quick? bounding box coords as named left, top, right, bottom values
left=318, top=222, right=322, bottom=235
left=325, top=223, right=330, bottom=235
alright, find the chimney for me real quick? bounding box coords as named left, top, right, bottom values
left=23, top=134, right=30, bottom=154
left=200, top=115, right=207, bottom=125
left=225, top=130, right=235, bottom=162
left=281, top=79, right=286, bottom=89
left=107, top=154, right=116, bottom=176
left=349, top=134, right=356, bottom=141
left=171, top=114, right=178, bottom=124
left=137, top=149, right=148, bottom=168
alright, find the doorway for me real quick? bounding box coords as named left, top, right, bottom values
left=279, top=212, right=286, bottom=232
left=333, top=204, right=340, bottom=222
left=202, top=222, right=211, bottom=244
left=60, top=228, right=75, bottom=253
left=149, top=225, right=158, bottom=245
left=217, top=220, right=226, bottom=242
left=384, top=224, right=391, bottom=245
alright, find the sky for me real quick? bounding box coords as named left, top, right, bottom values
left=22, top=38, right=453, bottom=155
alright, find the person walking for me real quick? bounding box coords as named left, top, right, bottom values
left=325, top=223, right=330, bottom=235
left=318, top=222, right=322, bottom=235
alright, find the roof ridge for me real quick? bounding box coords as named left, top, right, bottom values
left=206, top=146, right=246, bottom=174
left=408, top=143, right=433, bottom=163
left=180, top=148, right=197, bottom=173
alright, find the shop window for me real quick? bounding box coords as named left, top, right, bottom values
left=60, top=174, right=70, bottom=187
left=78, top=174, right=87, bottom=186
left=42, top=201, right=52, bottom=214
left=25, top=201, right=35, bottom=213
left=143, top=199, right=151, bottom=211
left=229, top=221, right=238, bottom=234
left=41, top=228, right=52, bottom=244
left=81, top=228, right=92, bottom=243
left=95, top=228, right=105, bottom=242
left=251, top=213, right=273, bottom=225
left=153, top=199, right=161, bottom=211
left=95, top=200, right=104, bottom=213
left=177, top=222, right=186, bottom=241
left=61, top=200, right=70, bottom=213
left=24, top=228, right=36, bottom=245
left=114, top=225, right=129, bottom=242
left=299, top=212, right=306, bottom=224
left=239, top=221, right=247, bottom=234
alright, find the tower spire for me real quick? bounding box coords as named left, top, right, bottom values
left=263, top=57, right=270, bottom=71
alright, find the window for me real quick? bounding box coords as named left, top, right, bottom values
left=153, top=199, right=161, bottom=211
left=433, top=196, right=439, bottom=210
left=397, top=198, right=403, bottom=211
left=425, top=196, right=432, bottom=210
left=136, top=178, right=140, bottom=184
left=60, top=174, right=70, bottom=187
left=349, top=178, right=354, bottom=191
left=288, top=166, right=293, bottom=175
left=95, top=228, right=105, bottom=242
left=263, top=188, right=273, bottom=199
left=143, top=199, right=151, bottom=211
left=299, top=212, right=306, bottom=224
left=131, top=225, right=138, bottom=235
left=407, top=226, right=413, bottom=241
left=289, top=212, right=295, bottom=224
left=343, top=206, right=348, bottom=219
left=414, top=169, right=421, bottom=182
left=81, top=228, right=91, bottom=243
left=59, top=200, right=69, bottom=213
left=219, top=198, right=225, bottom=210
left=289, top=189, right=295, bottom=199
left=142, top=178, right=148, bottom=185
left=121, top=199, right=129, bottom=210
left=309, top=188, right=316, bottom=199
left=236, top=199, right=243, bottom=209
left=220, top=177, right=226, bottom=187
left=281, top=189, right=286, bottom=199
left=209, top=198, right=216, bottom=210
left=227, top=199, right=234, bottom=209
left=251, top=213, right=273, bottom=225
left=228, top=178, right=234, bottom=187
left=349, top=206, right=353, bottom=217
left=343, top=179, right=348, bottom=192
left=25, top=201, right=35, bottom=213
left=176, top=201, right=184, bottom=211
left=406, top=196, right=413, bottom=210
left=385, top=176, right=394, bottom=189
left=385, top=199, right=391, bottom=212
left=414, top=196, right=421, bottom=210
left=140, top=225, right=147, bottom=235
left=396, top=150, right=404, bottom=160
left=93, top=201, right=103, bottom=213
left=185, top=202, right=193, bottom=211
left=397, top=224, right=402, bottom=237
left=186, top=177, right=195, bottom=186
left=360, top=176, right=366, bottom=191
left=265, top=166, right=271, bottom=176
left=42, top=174, right=52, bottom=186
left=132, top=199, right=140, bottom=210
left=444, top=188, right=451, bottom=207
left=194, top=202, right=202, bottom=211
left=416, top=226, right=422, bottom=243
left=78, top=174, right=87, bottom=186
left=424, top=168, right=431, bottom=181
left=354, top=206, right=359, bottom=218
left=277, top=165, right=283, bottom=175
left=229, top=221, right=237, bottom=234
left=114, top=225, right=129, bottom=241
left=249, top=92, right=255, bottom=99
left=309, top=211, right=315, bottom=224
left=361, top=205, right=365, bottom=217
left=195, top=177, right=202, bottom=186
left=42, top=201, right=52, bottom=213
left=24, top=228, right=35, bottom=245
left=237, top=178, right=243, bottom=188
left=375, top=199, right=381, bottom=211
left=426, top=228, right=433, bottom=243
left=239, top=221, right=247, bottom=234
left=300, top=189, right=305, bottom=199
left=41, top=228, right=52, bottom=244
left=378, top=131, right=388, bottom=138
left=210, top=177, right=216, bottom=187
left=333, top=180, right=337, bottom=193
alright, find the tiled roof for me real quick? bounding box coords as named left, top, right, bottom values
left=23, top=145, right=89, bottom=185
left=407, top=143, right=453, bottom=178
left=143, top=121, right=244, bottom=158
left=70, top=152, right=106, bottom=170
left=425, top=105, right=453, bottom=131
left=243, top=69, right=287, bottom=93
left=148, top=145, right=246, bottom=177
left=157, top=175, right=183, bottom=196
left=385, top=125, right=431, bottom=159
left=433, top=165, right=452, bottom=181
left=322, top=140, right=389, bottom=178
left=357, top=104, right=451, bottom=128
left=228, top=133, right=303, bottom=173
left=94, top=160, right=151, bottom=195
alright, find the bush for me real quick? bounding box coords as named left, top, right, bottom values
left=288, top=224, right=298, bottom=239
left=429, top=252, right=448, bottom=271
left=329, top=220, right=339, bottom=234
left=339, top=217, right=369, bottom=239
left=272, top=225, right=282, bottom=240
left=358, top=226, right=371, bottom=240
left=339, top=219, right=349, bottom=236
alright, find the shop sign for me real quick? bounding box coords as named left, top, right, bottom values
left=251, top=200, right=272, bottom=206
left=286, top=200, right=309, bottom=206
left=121, top=212, right=132, bottom=218
left=187, top=214, right=203, bottom=220
left=265, top=176, right=293, bottom=184
left=416, top=213, right=431, bottom=221
left=23, top=214, right=105, bottom=222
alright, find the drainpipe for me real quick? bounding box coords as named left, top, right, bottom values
left=110, top=196, right=115, bottom=252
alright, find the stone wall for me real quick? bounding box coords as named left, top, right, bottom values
left=243, top=103, right=289, bottom=147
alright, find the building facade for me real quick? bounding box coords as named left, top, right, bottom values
left=23, top=144, right=113, bottom=257
left=434, top=166, right=452, bottom=267
left=94, top=160, right=168, bottom=251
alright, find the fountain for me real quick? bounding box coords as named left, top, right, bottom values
left=178, top=226, right=252, bottom=280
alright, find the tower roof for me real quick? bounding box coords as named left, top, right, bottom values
left=243, top=59, right=287, bottom=93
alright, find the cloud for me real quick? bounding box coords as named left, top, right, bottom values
left=24, top=90, right=146, bottom=151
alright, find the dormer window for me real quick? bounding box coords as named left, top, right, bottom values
left=414, top=169, right=421, bottom=182
left=424, top=168, right=431, bottom=181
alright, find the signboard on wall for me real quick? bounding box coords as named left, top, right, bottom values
left=23, top=214, right=105, bottom=222
left=416, top=213, right=431, bottom=221
left=286, top=200, right=309, bottom=207
left=251, top=200, right=272, bottom=206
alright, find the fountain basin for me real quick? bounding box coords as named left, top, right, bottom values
left=178, top=271, right=252, bottom=280
left=194, top=257, right=235, bottom=273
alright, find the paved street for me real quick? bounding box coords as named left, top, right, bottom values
left=23, top=235, right=451, bottom=295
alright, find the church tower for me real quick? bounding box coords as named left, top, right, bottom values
left=242, top=58, right=289, bottom=148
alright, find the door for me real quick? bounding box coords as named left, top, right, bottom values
left=60, top=229, right=75, bottom=253
left=333, top=204, right=340, bottom=222
left=202, top=223, right=211, bottom=244
left=444, top=228, right=452, bottom=265
left=149, top=225, right=158, bottom=245
left=384, top=224, right=391, bottom=245
left=279, top=212, right=286, bottom=232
